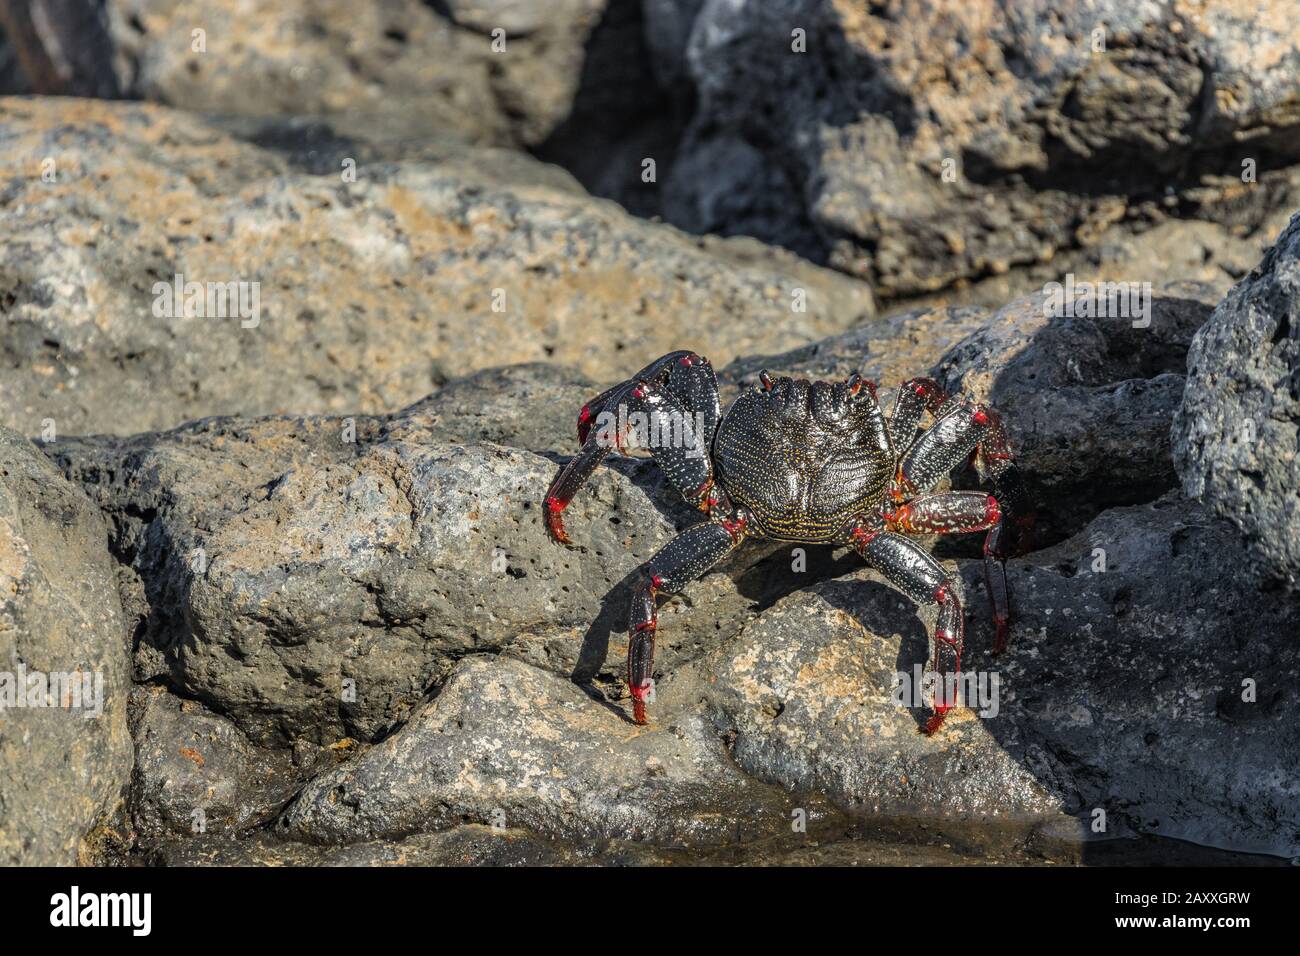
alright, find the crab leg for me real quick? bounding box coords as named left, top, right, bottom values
left=891, top=401, right=1035, bottom=652
left=544, top=352, right=721, bottom=544
left=851, top=527, right=964, bottom=735
left=627, top=516, right=746, bottom=724
left=887, top=376, right=952, bottom=451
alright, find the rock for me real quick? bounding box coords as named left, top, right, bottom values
left=0, top=427, right=132, bottom=865
left=282, top=655, right=822, bottom=847
left=129, top=685, right=304, bottom=838
left=105, top=0, right=605, bottom=147
left=692, top=576, right=1066, bottom=830
left=694, top=493, right=1300, bottom=857
left=385, top=363, right=599, bottom=456
left=719, top=304, right=995, bottom=396
left=50, top=390, right=723, bottom=745
left=1174, top=212, right=1300, bottom=589
left=0, top=96, right=872, bottom=437
left=934, top=293, right=1213, bottom=542
left=664, top=0, right=1300, bottom=295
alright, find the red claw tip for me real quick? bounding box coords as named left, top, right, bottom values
left=922, top=713, right=947, bottom=736
left=544, top=496, right=570, bottom=544
left=972, top=408, right=990, bottom=425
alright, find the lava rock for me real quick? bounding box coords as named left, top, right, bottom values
left=1174, top=212, right=1300, bottom=589
left=281, top=655, right=815, bottom=848
left=0, top=427, right=132, bottom=864
left=0, top=96, right=872, bottom=437
left=664, top=0, right=1300, bottom=295
left=695, top=493, right=1300, bottom=857
left=105, top=0, right=605, bottom=148
left=934, top=293, right=1213, bottom=541
left=51, top=398, right=709, bottom=745
left=129, top=685, right=304, bottom=838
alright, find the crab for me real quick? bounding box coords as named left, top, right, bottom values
left=543, top=350, right=1034, bottom=734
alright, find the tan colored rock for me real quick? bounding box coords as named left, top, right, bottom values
left=0, top=96, right=872, bottom=437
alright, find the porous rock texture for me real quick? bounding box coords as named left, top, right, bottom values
left=1174, top=212, right=1300, bottom=590
left=660, top=0, right=1300, bottom=296
left=0, top=96, right=872, bottom=437
left=0, top=427, right=132, bottom=865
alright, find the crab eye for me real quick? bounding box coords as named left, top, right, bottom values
left=758, top=370, right=774, bottom=391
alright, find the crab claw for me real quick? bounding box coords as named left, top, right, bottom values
left=544, top=495, right=570, bottom=544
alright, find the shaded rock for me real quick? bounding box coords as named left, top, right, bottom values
left=693, top=494, right=1300, bottom=857
left=934, top=294, right=1213, bottom=541
left=1174, top=212, right=1300, bottom=589
left=665, top=0, right=1300, bottom=295
left=0, top=96, right=871, bottom=437
left=106, top=0, right=605, bottom=147
left=0, top=427, right=131, bottom=865
left=129, top=685, right=304, bottom=838
left=282, top=655, right=822, bottom=848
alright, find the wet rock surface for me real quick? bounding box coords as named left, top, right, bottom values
left=0, top=427, right=132, bottom=865
left=1174, top=212, right=1300, bottom=590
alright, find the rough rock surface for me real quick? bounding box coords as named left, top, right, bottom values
left=692, top=494, right=1300, bottom=857
left=51, top=398, right=712, bottom=746
left=663, top=0, right=1300, bottom=295
left=105, top=0, right=607, bottom=148
left=934, top=293, right=1213, bottom=541
left=281, top=655, right=819, bottom=847
left=0, top=96, right=872, bottom=437
left=0, top=427, right=132, bottom=865
left=129, top=685, right=304, bottom=838
left=1174, top=213, right=1300, bottom=589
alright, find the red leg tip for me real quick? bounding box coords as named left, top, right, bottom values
left=629, top=682, right=650, bottom=724
left=544, top=495, right=570, bottom=544
left=922, top=710, right=948, bottom=736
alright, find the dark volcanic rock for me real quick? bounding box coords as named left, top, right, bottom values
left=693, top=494, right=1300, bottom=857
left=663, top=0, right=1300, bottom=296
left=934, top=293, right=1212, bottom=541
left=1174, top=213, right=1300, bottom=590
left=0, top=427, right=132, bottom=865
left=129, top=685, right=305, bottom=838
